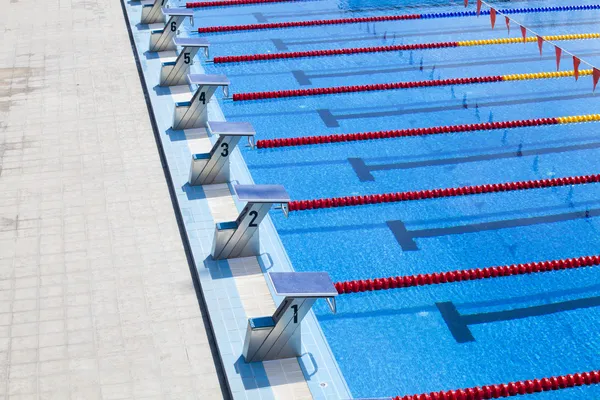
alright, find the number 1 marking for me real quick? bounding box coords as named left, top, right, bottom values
left=291, top=305, right=298, bottom=323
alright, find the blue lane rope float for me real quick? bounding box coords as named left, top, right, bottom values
left=198, top=4, right=600, bottom=32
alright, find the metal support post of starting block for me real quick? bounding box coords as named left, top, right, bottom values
left=188, top=121, right=255, bottom=186
left=149, top=8, right=194, bottom=52
left=172, top=74, right=229, bottom=130
left=211, top=185, right=289, bottom=260
left=160, top=38, right=210, bottom=86
left=140, top=0, right=167, bottom=24
left=243, top=272, right=338, bottom=363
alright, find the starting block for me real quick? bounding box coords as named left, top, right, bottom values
left=242, top=272, right=337, bottom=362
left=172, top=74, right=229, bottom=130
left=188, top=121, right=255, bottom=186
left=149, top=8, right=194, bottom=52
left=211, top=185, right=289, bottom=260
left=160, top=38, right=210, bottom=86
left=140, top=0, right=167, bottom=24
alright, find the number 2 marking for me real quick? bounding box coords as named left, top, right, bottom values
left=248, top=211, right=258, bottom=227
left=291, top=305, right=298, bottom=323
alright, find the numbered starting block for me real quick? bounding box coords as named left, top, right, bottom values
left=211, top=185, right=289, bottom=260
left=160, top=38, right=210, bottom=87
left=243, top=272, right=337, bottom=362
left=172, top=74, right=229, bottom=130
left=140, top=0, right=167, bottom=24
left=149, top=8, right=194, bottom=52
left=188, top=122, right=255, bottom=186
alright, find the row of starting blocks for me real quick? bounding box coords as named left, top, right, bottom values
left=133, top=0, right=337, bottom=364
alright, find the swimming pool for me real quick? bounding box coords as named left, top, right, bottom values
left=197, top=0, right=600, bottom=397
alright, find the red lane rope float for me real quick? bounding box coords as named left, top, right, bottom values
left=187, top=0, right=306, bottom=7
left=334, top=256, right=600, bottom=294
left=256, top=117, right=561, bottom=148
left=200, top=14, right=420, bottom=32
left=287, top=174, right=600, bottom=212
left=213, top=41, right=457, bottom=63
left=233, top=75, right=503, bottom=101
left=392, top=369, right=600, bottom=400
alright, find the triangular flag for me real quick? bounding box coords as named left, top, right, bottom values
left=477, top=0, right=482, bottom=16
left=505, top=16, right=510, bottom=34
left=593, top=68, right=600, bottom=92
left=574, top=56, right=581, bottom=81
left=520, top=25, right=527, bottom=43
left=464, top=0, right=468, bottom=7
left=537, top=35, right=544, bottom=55
left=554, top=46, right=562, bottom=70
left=490, top=8, right=497, bottom=29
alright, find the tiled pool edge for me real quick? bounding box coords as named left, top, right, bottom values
left=122, top=3, right=352, bottom=399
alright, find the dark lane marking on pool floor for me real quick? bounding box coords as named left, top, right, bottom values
left=349, top=142, right=600, bottom=182
left=292, top=50, right=600, bottom=85
left=318, top=92, right=596, bottom=127
left=253, top=12, right=269, bottom=22
left=387, top=208, right=599, bottom=251
left=437, top=296, right=600, bottom=343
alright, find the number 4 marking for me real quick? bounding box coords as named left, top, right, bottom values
left=198, top=92, right=206, bottom=104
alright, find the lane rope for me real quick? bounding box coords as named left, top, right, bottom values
left=197, top=4, right=600, bottom=31
left=187, top=0, right=311, bottom=7
left=212, top=33, right=600, bottom=63
left=392, top=370, right=600, bottom=400
left=287, top=174, right=600, bottom=212
left=233, top=69, right=593, bottom=101
left=255, top=114, right=600, bottom=149
left=334, top=256, right=600, bottom=294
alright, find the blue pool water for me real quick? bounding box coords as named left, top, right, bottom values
left=194, top=0, right=600, bottom=397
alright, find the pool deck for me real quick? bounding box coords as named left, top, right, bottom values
left=121, top=1, right=351, bottom=400
left=0, top=0, right=226, bottom=398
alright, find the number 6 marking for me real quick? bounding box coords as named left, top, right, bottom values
left=170, top=21, right=176, bottom=32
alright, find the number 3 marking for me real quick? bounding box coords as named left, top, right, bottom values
left=220, top=142, right=229, bottom=157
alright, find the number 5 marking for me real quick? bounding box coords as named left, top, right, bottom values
left=184, top=53, right=191, bottom=64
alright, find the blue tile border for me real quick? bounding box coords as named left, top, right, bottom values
left=123, top=2, right=352, bottom=399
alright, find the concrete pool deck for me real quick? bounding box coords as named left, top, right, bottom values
left=121, top=1, right=351, bottom=399
left=0, top=0, right=226, bottom=398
